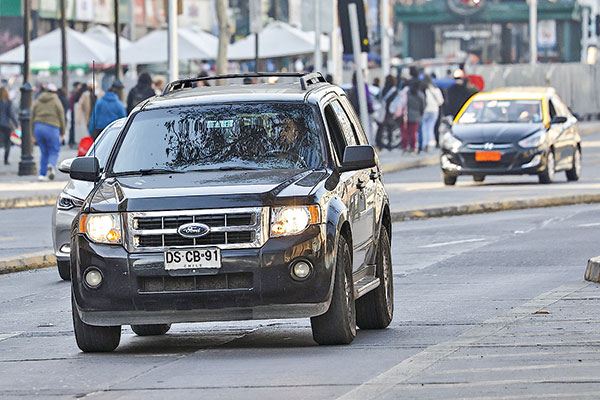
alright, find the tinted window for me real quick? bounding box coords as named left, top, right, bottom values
left=86, top=123, right=122, bottom=168
left=111, top=103, right=324, bottom=173
left=330, top=100, right=358, bottom=145
left=339, top=95, right=369, bottom=145
left=324, top=104, right=346, bottom=163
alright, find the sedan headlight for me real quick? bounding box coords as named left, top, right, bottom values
left=518, top=131, right=546, bottom=148
left=57, top=193, right=84, bottom=210
left=80, top=213, right=122, bottom=244
left=270, top=206, right=320, bottom=237
left=442, top=133, right=463, bottom=153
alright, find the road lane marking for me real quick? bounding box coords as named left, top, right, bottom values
left=578, top=222, right=600, bottom=227
left=336, top=282, right=589, bottom=400
left=419, top=238, right=486, bottom=248
left=0, top=332, right=23, bottom=342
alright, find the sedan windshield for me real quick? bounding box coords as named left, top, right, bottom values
left=111, top=103, right=324, bottom=174
left=458, top=99, right=543, bottom=124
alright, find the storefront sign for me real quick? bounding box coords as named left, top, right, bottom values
left=443, top=29, right=492, bottom=41
left=538, top=20, right=557, bottom=48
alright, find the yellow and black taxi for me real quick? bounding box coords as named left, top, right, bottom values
left=440, top=87, right=581, bottom=185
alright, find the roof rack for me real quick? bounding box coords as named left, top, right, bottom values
left=162, top=72, right=328, bottom=95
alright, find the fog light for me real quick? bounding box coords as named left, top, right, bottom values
left=291, top=261, right=312, bottom=280
left=59, top=244, right=71, bottom=254
left=84, top=268, right=103, bottom=288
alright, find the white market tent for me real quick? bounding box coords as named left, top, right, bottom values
left=84, top=25, right=132, bottom=49
left=121, top=26, right=218, bottom=64
left=228, top=21, right=329, bottom=61
left=0, top=27, right=115, bottom=66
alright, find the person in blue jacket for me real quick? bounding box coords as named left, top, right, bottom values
left=88, top=79, right=126, bottom=139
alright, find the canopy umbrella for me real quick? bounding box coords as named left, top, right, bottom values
left=228, top=21, right=329, bottom=61
left=0, top=27, right=114, bottom=66
left=84, top=25, right=132, bottom=49
left=121, top=27, right=218, bottom=64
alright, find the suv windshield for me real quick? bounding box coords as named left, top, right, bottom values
left=458, top=99, right=543, bottom=124
left=111, top=103, right=324, bottom=174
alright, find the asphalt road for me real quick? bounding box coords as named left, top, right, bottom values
left=1, top=204, right=600, bottom=399
left=382, top=131, right=600, bottom=212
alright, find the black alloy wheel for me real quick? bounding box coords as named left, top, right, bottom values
left=356, top=227, right=394, bottom=329
left=566, top=147, right=581, bottom=181
left=131, top=324, right=171, bottom=336
left=72, top=294, right=121, bottom=352
left=311, top=235, right=356, bottom=345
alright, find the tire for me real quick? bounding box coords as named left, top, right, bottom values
left=538, top=151, right=555, bottom=184
left=57, top=260, right=71, bottom=281
left=72, top=295, right=121, bottom=352
left=473, top=175, right=485, bottom=183
left=356, top=227, right=393, bottom=329
left=311, top=235, right=356, bottom=345
left=131, top=324, right=171, bottom=336
left=443, top=172, right=457, bottom=186
left=566, top=147, right=581, bottom=181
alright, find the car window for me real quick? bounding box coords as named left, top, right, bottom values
left=86, top=123, right=121, bottom=168
left=324, top=103, right=347, bottom=164
left=330, top=100, right=358, bottom=146
left=111, top=103, right=325, bottom=173
left=338, top=95, right=369, bottom=145
left=458, top=99, right=543, bottom=124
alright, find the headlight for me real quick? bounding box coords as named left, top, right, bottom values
left=518, top=131, right=546, bottom=148
left=57, top=193, right=84, bottom=210
left=80, top=213, right=122, bottom=244
left=442, top=133, right=463, bottom=153
left=270, top=206, right=320, bottom=237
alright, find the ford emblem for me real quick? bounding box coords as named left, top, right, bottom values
left=177, top=223, right=211, bottom=238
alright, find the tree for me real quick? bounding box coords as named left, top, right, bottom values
left=215, top=0, right=231, bottom=85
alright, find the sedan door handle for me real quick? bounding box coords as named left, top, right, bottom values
left=370, top=171, right=381, bottom=181
left=357, top=179, right=367, bottom=190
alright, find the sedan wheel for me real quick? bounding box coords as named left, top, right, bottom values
left=538, top=151, right=555, bottom=184
left=566, top=148, right=581, bottom=181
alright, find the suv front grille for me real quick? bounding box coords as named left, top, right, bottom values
left=138, top=272, right=253, bottom=293
left=126, top=207, right=268, bottom=252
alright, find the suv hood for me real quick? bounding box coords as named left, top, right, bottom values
left=452, top=123, right=545, bottom=143
left=87, top=169, right=328, bottom=213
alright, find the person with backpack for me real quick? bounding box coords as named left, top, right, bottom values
left=126, top=72, right=156, bottom=114
left=421, top=76, right=444, bottom=153
left=374, top=75, right=400, bottom=150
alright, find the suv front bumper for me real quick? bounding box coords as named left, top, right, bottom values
left=72, top=225, right=334, bottom=326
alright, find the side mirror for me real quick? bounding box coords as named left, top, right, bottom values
left=340, top=145, right=376, bottom=172
left=70, top=157, right=100, bottom=182
left=550, top=116, right=567, bottom=125
left=58, top=157, right=75, bottom=174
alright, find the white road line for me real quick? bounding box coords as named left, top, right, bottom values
left=0, top=332, right=23, bottom=342
left=578, top=222, right=600, bottom=227
left=336, top=282, right=589, bottom=400
left=419, top=238, right=486, bottom=248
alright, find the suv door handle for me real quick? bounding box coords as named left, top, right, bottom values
left=370, top=171, right=381, bottom=181
left=357, top=179, right=367, bottom=190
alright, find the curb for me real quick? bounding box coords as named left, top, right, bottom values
left=392, top=194, right=600, bottom=222
left=585, top=257, right=600, bottom=283
left=0, top=251, right=56, bottom=275
left=0, top=195, right=57, bottom=210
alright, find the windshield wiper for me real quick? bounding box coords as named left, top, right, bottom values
left=113, top=168, right=184, bottom=176
left=185, top=166, right=264, bottom=172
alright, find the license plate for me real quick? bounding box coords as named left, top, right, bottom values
left=164, top=248, right=221, bottom=270
left=475, top=151, right=501, bottom=162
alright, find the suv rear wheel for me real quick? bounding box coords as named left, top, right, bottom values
left=131, top=324, right=171, bottom=336
left=57, top=260, right=70, bottom=281
left=311, top=235, right=356, bottom=345
left=72, top=295, right=121, bottom=352
left=356, top=227, right=393, bottom=329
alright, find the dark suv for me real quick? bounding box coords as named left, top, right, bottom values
left=69, top=73, right=393, bottom=352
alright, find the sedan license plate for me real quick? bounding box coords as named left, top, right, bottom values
left=475, top=151, right=501, bottom=162
left=164, top=248, right=221, bottom=270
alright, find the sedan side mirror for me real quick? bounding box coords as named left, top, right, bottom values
left=340, top=145, right=376, bottom=172
left=58, top=157, right=75, bottom=173
left=550, top=116, right=567, bottom=125
left=70, top=157, right=100, bottom=182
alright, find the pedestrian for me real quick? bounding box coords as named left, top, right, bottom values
left=0, top=87, right=19, bottom=165
left=403, top=81, right=424, bottom=153
left=153, top=76, right=166, bottom=95
left=126, top=72, right=155, bottom=114
left=375, top=75, right=399, bottom=150
left=89, top=79, right=126, bottom=139
left=68, top=82, right=82, bottom=148
left=446, top=69, right=479, bottom=118
left=75, top=83, right=94, bottom=144
left=32, top=83, right=65, bottom=180
left=421, top=76, right=444, bottom=152
left=349, top=71, right=374, bottom=124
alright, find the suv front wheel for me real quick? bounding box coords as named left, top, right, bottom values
left=311, top=235, right=356, bottom=345
left=72, top=295, right=121, bottom=352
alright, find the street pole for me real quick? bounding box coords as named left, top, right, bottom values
left=128, top=0, right=135, bottom=41
left=60, top=0, right=68, bottom=92
left=255, top=33, right=260, bottom=72
left=314, top=0, right=322, bottom=72
left=348, top=2, right=370, bottom=138
left=114, top=0, right=123, bottom=99
left=529, top=0, right=537, bottom=65
left=19, top=0, right=36, bottom=176
left=167, top=0, right=179, bottom=82
left=381, top=0, right=390, bottom=77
